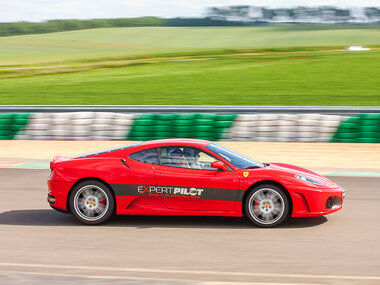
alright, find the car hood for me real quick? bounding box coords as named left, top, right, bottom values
left=266, top=162, right=339, bottom=188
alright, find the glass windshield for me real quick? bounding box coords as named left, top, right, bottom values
left=206, top=143, right=264, bottom=169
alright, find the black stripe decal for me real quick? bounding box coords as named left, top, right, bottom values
left=111, top=184, right=245, bottom=202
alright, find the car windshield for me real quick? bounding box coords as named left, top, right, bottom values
left=206, top=143, right=264, bottom=169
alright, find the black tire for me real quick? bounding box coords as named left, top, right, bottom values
left=69, top=180, right=115, bottom=225
left=245, top=184, right=290, bottom=228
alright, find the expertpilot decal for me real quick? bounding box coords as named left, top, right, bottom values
left=137, top=185, right=204, bottom=198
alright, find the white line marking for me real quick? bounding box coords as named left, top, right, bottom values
left=0, top=270, right=323, bottom=285
left=0, top=262, right=378, bottom=281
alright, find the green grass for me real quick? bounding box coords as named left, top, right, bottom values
left=0, top=25, right=380, bottom=105
left=1, top=26, right=380, bottom=65
left=0, top=50, right=379, bottom=106
left=4, top=26, right=380, bottom=47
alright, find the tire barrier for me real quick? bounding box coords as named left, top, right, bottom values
left=224, top=114, right=345, bottom=142
left=331, top=113, right=380, bottom=143
left=127, top=113, right=236, bottom=141
left=0, top=112, right=378, bottom=142
left=15, top=112, right=134, bottom=140
left=0, top=113, right=30, bottom=140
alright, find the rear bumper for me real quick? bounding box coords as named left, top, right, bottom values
left=289, top=186, right=345, bottom=217
left=49, top=202, right=69, bottom=214
left=47, top=179, right=74, bottom=211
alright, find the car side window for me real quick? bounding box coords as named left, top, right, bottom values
left=129, top=148, right=158, bottom=165
left=158, top=146, right=216, bottom=170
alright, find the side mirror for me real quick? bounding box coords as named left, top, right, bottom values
left=210, top=160, right=228, bottom=171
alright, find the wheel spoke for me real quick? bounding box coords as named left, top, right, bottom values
left=254, top=205, right=261, bottom=216
left=257, top=192, right=265, bottom=201
left=83, top=208, right=91, bottom=217
left=90, top=188, right=96, bottom=196
left=94, top=191, right=103, bottom=200
left=78, top=198, right=85, bottom=209
left=268, top=191, right=276, bottom=201
left=84, top=188, right=91, bottom=197
left=271, top=207, right=280, bottom=215
left=94, top=205, right=104, bottom=215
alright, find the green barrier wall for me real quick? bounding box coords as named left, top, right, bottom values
left=331, top=113, right=380, bottom=143
left=127, top=113, right=237, bottom=141
left=0, top=113, right=31, bottom=140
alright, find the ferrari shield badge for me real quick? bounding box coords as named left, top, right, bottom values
left=243, top=172, right=249, bottom=178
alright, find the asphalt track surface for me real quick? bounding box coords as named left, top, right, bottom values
left=0, top=169, right=379, bottom=285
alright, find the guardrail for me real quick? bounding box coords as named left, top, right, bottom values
left=0, top=105, right=379, bottom=115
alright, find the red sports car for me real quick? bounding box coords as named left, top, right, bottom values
left=47, top=139, right=345, bottom=227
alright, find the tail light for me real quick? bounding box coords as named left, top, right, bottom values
left=50, top=156, right=67, bottom=171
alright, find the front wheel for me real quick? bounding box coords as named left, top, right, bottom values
left=245, top=184, right=289, bottom=228
left=69, top=180, right=115, bottom=225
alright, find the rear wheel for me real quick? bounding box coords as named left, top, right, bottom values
left=245, top=184, right=289, bottom=228
left=69, top=180, right=115, bottom=225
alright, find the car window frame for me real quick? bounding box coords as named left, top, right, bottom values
left=73, top=143, right=142, bottom=159
left=157, top=146, right=232, bottom=171
left=128, top=147, right=159, bottom=165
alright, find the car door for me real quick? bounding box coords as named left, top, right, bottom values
left=155, top=146, right=240, bottom=212
left=117, top=148, right=159, bottom=208
left=127, top=147, right=158, bottom=186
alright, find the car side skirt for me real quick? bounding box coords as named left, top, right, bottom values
left=115, top=195, right=242, bottom=216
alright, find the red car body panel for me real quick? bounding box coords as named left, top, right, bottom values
left=47, top=139, right=345, bottom=218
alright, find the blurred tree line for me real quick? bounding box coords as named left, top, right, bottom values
left=207, top=6, right=380, bottom=23
left=0, top=17, right=244, bottom=37
left=2, top=6, right=379, bottom=37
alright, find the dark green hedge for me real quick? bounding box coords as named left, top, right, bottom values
left=0, top=17, right=245, bottom=37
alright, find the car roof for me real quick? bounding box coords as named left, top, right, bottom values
left=139, top=138, right=211, bottom=147
left=73, top=139, right=212, bottom=159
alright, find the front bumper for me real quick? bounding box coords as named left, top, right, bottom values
left=289, top=185, right=345, bottom=217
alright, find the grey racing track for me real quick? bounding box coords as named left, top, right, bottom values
left=0, top=168, right=379, bottom=285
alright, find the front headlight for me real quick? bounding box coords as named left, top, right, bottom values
left=295, top=174, right=323, bottom=185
